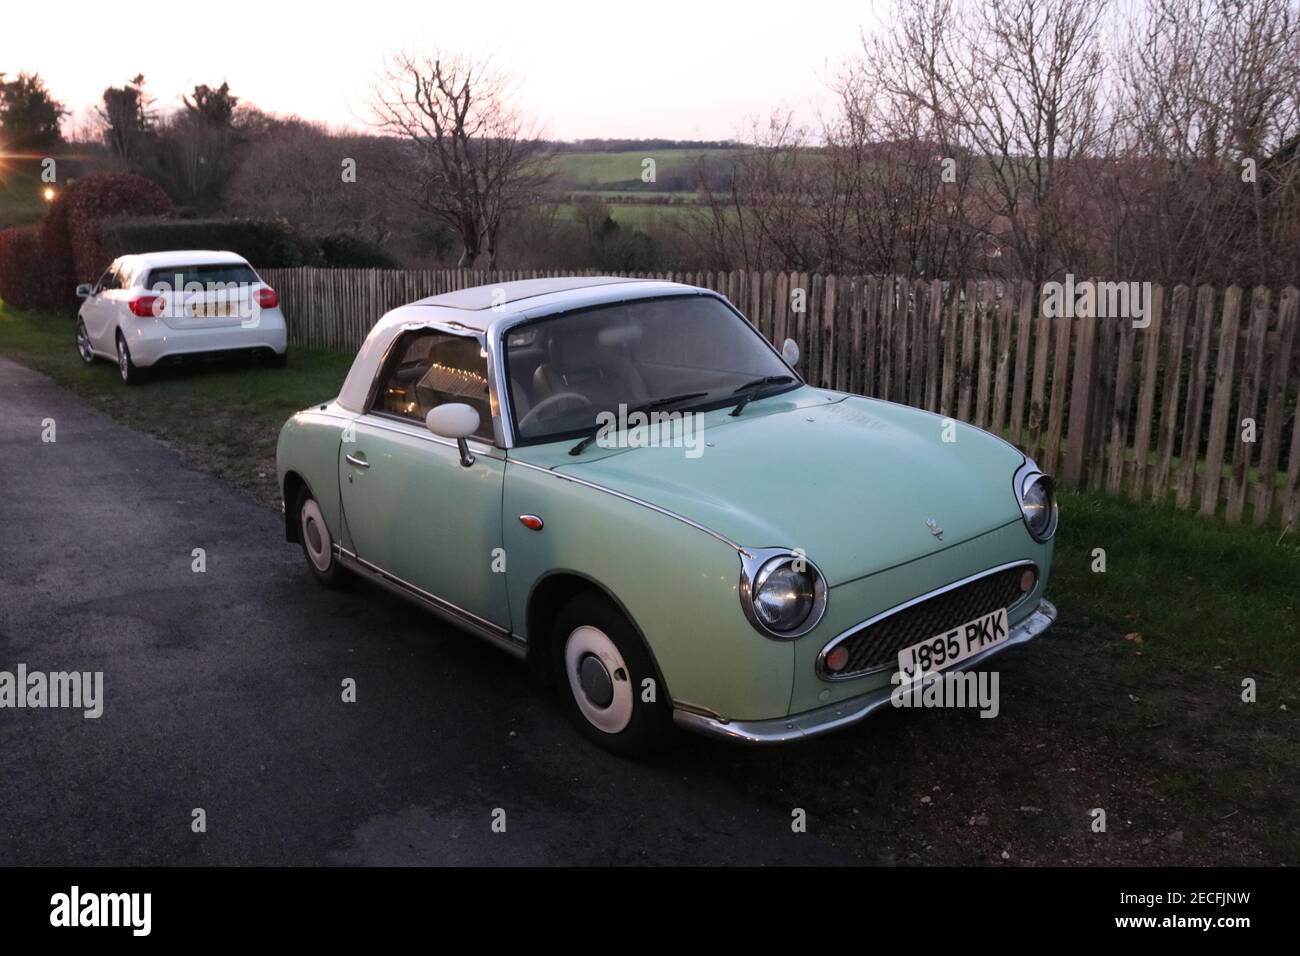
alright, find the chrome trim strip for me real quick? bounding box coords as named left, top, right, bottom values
left=334, top=545, right=526, bottom=660
left=815, top=560, right=1039, bottom=682
left=1015, top=459, right=1059, bottom=542
left=507, top=457, right=744, bottom=552
left=673, top=598, right=1056, bottom=744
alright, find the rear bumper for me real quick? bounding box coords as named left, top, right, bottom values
left=672, top=597, right=1056, bottom=745
left=124, top=312, right=287, bottom=366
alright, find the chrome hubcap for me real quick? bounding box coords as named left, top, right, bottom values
left=77, top=325, right=92, bottom=361
left=578, top=654, right=614, bottom=708
left=117, top=342, right=128, bottom=379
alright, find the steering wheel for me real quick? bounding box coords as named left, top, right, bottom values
left=517, top=391, right=593, bottom=432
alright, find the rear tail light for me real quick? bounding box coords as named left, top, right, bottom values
left=128, top=295, right=161, bottom=317
left=256, top=287, right=278, bottom=309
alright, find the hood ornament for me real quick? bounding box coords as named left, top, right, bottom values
left=926, top=518, right=944, bottom=540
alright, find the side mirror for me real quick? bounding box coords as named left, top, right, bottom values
left=75, top=284, right=93, bottom=299
left=781, top=337, right=800, bottom=367
left=426, top=403, right=481, bottom=467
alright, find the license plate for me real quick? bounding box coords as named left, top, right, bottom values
left=191, top=301, right=237, bottom=318
left=896, top=607, right=1009, bottom=683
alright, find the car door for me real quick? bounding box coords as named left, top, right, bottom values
left=84, top=264, right=121, bottom=352
left=338, top=327, right=510, bottom=630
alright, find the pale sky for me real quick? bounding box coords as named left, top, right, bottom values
left=0, top=0, right=888, bottom=141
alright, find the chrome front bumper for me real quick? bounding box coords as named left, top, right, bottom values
left=672, top=598, right=1057, bottom=745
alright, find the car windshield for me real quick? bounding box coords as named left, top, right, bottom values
left=505, top=295, right=798, bottom=443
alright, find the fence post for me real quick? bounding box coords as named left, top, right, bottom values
left=1063, top=308, right=1097, bottom=488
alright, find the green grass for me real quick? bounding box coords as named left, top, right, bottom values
left=0, top=302, right=352, bottom=504
left=550, top=148, right=734, bottom=189
left=554, top=201, right=698, bottom=229
left=1050, top=489, right=1300, bottom=672
left=0, top=163, right=49, bottom=228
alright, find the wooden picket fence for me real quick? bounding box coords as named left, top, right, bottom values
left=260, top=267, right=1300, bottom=529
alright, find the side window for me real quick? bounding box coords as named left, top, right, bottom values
left=96, top=266, right=121, bottom=293
left=371, top=330, right=494, bottom=441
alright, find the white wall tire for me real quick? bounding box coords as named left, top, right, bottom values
left=564, top=626, right=635, bottom=735
left=295, top=485, right=346, bottom=588
left=551, top=592, right=674, bottom=756
left=300, top=497, right=332, bottom=572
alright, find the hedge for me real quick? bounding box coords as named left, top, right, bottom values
left=0, top=228, right=46, bottom=310
left=0, top=173, right=174, bottom=312
left=0, top=173, right=402, bottom=313
left=43, top=173, right=174, bottom=307
left=99, top=218, right=403, bottom=269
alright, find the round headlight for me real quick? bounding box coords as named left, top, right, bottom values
left=742, top=553, right=828, bottom=638
left=1020, top=473, right=1058, bottom=541
left=754, top=559, right=816, bottom=631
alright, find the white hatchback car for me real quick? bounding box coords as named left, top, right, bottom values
left=75, top=250, right=288, bottom=384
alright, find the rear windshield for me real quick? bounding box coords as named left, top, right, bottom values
left=146, top=263, right=258, bottom=290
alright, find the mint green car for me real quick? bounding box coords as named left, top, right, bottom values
left=277, top=277, right=1057, bottom=754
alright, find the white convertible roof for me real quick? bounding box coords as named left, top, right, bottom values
left=335, top=276, right=706, bottom=416
left=416, top=275, right=641, bottom=312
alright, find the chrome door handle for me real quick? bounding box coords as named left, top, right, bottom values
left=345, top=453, right=370, bottom=469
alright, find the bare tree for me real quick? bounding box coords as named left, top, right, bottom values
left=1110, top=0, right=1300, bottom=285
left=368, top=50, right=552, bottom=267
left=863, top=0, right=1108, bottom=284
left=226, top=118, right=410, bottom=244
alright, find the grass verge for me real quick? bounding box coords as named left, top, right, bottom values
left=0, top=303, right=351, bottom=506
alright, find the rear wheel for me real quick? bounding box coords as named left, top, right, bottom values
left=270, top=349, right=288, bottom=368
left=552, top=592, right=674, bottom=756
left=76, top=320, right=95, bottom=364
left=296, top=485, right=346, bottom=588
left=116, top=334, right=145, bottom=385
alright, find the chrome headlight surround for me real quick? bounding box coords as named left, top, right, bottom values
left=739, top=547, right=829, bottom=639
left=1015, top=461, right=1059, bottom=543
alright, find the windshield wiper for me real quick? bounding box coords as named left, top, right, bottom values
left=568, top=391, right=710, bottom=456
left=728, top=375, right=795, bottom=417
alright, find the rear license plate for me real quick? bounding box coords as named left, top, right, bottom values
left=191, top=301, right=237, bottom=318
left=896, top=607, right=1009, bottom=682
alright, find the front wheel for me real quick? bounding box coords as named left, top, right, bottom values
left=76, top=320, right=95, bottom=364
left=552, top=592, right=674, bottom=756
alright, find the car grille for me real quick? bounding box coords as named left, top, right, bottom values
left=823, top=564, right=1035, bottom=679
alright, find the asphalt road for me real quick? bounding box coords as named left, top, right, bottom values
left=0, top=358, right=848, bottom=865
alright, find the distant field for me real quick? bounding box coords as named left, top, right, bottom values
left=0, top=164, right=48, bottom=229
left=551, top=148, right=736, bottom=189
left=553, top=202, right=701, bottom=228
